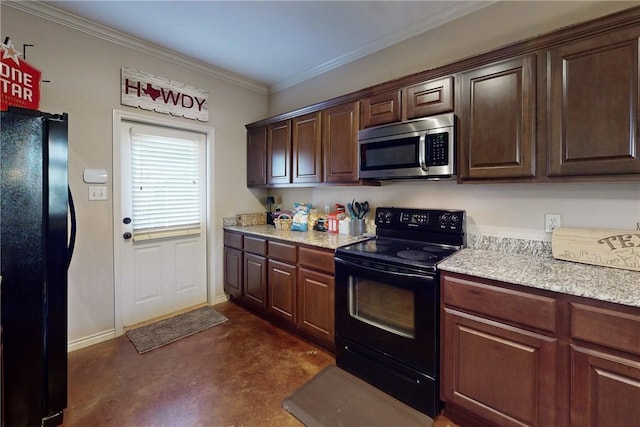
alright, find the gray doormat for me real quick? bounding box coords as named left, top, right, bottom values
left=283, top=365, right=434, bottom=427
left=126, top=306, right=228, bottom=354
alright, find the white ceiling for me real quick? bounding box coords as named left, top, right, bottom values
left=32, top=1, right=494, bottom=93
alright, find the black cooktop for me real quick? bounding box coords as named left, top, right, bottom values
left=335, top=207, right=466, bottom=272
left=337, top=237, right=459, bottom=270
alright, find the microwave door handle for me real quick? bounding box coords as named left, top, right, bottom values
left=419, top=133, right=428, bottom=171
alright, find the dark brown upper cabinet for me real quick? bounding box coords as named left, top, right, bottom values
left=247, top=8, right=640, bottom=185
left=547, top=26, right=640, bottom=177
left=247, top=126, right=267, bottom=187
left=360, top=89, right=402, bottom=128
left=323, top=101, right=360, bottom=183
left=404, top=76, right=454, bottom=120
left=267, top=120, right=291, bottom=185
left=360, top=77, right=454, bottom=129
left=459, top=56, right=537, bottom=180
left=292, top=112, right=322, bottom=183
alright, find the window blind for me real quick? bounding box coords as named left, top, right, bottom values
left=130, top=131, right=201, bottom=238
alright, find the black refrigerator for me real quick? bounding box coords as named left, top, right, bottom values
left=1, top=107, right=75, bottom=427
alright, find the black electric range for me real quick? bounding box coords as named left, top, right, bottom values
left=336, top=207, right=466, bottom=273
left=334, top=207, right=465, bottom=417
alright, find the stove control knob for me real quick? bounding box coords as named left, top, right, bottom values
left=449, top=214, right=460, bottom=227
left=377, top=210, right=392, bottom=223
left=439, top=213, right=450, bottom=226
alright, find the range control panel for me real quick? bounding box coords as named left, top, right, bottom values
left=375, top=207, right=465, bottom=232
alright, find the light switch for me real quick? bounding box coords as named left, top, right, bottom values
left=89, top=186, right=108, bottom=201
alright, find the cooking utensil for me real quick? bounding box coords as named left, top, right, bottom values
left=354, top=201, right=362, bottom=218
left=359, top=201, right=369, bottom=219
left=347, top=201, right=356, bottom=219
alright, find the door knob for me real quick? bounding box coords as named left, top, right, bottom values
left=123, top=217, right=131, bottom=224
left=123, top=232, right=132, bottom=240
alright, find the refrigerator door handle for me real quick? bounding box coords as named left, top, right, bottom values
left=67, top=186, right=76, bottom=269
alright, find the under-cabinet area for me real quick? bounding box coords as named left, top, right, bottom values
left=440, top=271, right=640, bottom=427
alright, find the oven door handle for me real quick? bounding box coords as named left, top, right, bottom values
left=335, top=257, right=435, bottom=283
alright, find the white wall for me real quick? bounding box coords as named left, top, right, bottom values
left=1, top=5, right=269, bottom=346
left=267, top=1, right=640, bottom=241
left=270, top=182, right=640, bottom=242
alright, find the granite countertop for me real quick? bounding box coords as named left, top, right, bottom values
left=439, top=235, right=640, bottom=308
left=223, top=224, right=372, bottom=250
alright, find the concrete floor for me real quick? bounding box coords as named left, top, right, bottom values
left=62, top=301, right=458, bottom=426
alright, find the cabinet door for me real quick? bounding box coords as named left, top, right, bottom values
left=223, top=247, right=242, bottom=298
left=459, top=56, right=536, bottom=179
left=571, top=345, right=640, bottom=426
left=405, top=76, right=453, bottom=120
left=297, top=267, right=335, bottom=348
left=267, top=120, right=291, bottom=184
left=322, top=102, right=359, bottom=183
left=243, top=253, right=267, bottom=310
left=267, top=259, right=297, bottom=325
left=247, top=126, right=267, bottom=187
left=442, top=307, right=557, bottom=427
left=548, top=27, right=640, bottom=176
left=360, top=89, right=401, bottom=128
left=292, top=112, right=322, bottom=183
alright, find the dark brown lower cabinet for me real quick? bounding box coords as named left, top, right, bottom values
left=441, top=307, right=557, bottom=427
left=267, top=259, right=297, bottom=325
left=297, top=267, right=334, bottom=350
left=222, top=230, right=336, bottom=352
left=441, top=271, right=640, bottom=427
left=570, top=345, right=640, bottom=426
left=223, top=247, right=242, bottom=298
left=243, top=253, right=267, bottom=310
left=569, top=302, right=640, bottom=426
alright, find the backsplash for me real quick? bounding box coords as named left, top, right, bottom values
left=268, top=181, right=639, bottom=243
left=222, top=217, right=237, bottom=226
left=467, top=234, right=552, bottom=258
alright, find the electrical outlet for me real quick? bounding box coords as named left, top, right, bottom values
left=545, top=214, right=561, bottom=233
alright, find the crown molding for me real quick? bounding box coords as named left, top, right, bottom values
left=270, top=1, right=496, bottom=94
left=4, top=0, right=269, bottom=95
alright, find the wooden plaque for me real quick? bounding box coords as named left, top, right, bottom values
left=552, top=227, right=640, bottom=272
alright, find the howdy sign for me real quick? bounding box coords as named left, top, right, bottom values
left=1, top=38, right=41, bottom=111
left=121, top=67, right=209, bottom=121
left=552, top=227, right=640, bottom=272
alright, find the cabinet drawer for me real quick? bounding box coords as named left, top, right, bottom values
left=571, top=303, right=640, bottom=356
left=442, top=274, right=557, bottom=333
left=224, top=231, right=243, bottom=249
left=299, top=246, right=334, bottom=274
left=243, top=236, right=266, bottom=255
left=268, top=240, right=297, bottom=263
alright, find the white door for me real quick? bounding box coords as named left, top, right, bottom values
left=118, top=121, right=207, bottom=327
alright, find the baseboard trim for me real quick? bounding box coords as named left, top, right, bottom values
left=67, top=329, right=117, bottom=352
left=213, top=294, right=229, bottom=305
left=67, top=296, right=229, bottom=352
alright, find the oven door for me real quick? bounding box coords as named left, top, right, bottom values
left=334, top=255, right=438, bottom=375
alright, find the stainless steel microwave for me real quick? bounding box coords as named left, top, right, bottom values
left=358, top=113, right=455, bottom=180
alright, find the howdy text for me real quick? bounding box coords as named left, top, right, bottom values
left=124, top=79, right=206, bottom=111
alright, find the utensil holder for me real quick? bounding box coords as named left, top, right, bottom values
left=351, top=219, right=365, bottom=236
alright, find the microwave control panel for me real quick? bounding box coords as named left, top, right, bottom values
left=426, top=132, right=449, bottom=166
